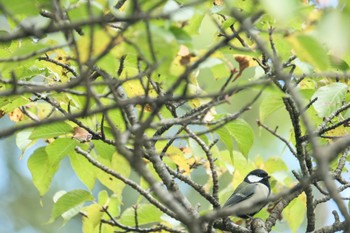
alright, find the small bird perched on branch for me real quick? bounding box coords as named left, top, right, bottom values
left=223, top=169, right=271, bottom=218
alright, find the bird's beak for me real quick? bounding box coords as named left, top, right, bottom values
left=267, top=175, right=271, bottom=179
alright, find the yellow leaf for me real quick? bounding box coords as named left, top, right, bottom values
left=44, top=49, right=71, bottom=83
left=166, top=146, right=192, bottom=175
left=169, top=46, right=196, bottom=76
left=283, top=193, right=306, bottom=233
left=82, top=204, right=103, bottom=233
left=299, top=78, right=317, bottom=89
left=122, top=79, right=145, bottom=97
left=214, top=0, right=224, bottom=5
left=325, top=125, right=349, bottom=142
left=24, top=102, right=59, bottom=120
left=9, top=108, right=24, bottom=122
left=76, top=27, right=119, bottom=63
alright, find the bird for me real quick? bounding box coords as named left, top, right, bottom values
left=223, top=169, right=271, bottom=218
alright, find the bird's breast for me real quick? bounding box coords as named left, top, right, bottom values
left=233, top=183, right=270, bottom=216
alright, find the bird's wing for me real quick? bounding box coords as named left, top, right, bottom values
left=223, top=182, right=256, bottom=207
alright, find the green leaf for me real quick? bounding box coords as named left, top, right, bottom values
left=226, top=119, right=254, bottom=157
left=0, top=96, right=31, bottom=113
left=259, top=92, right=285, bottom=122
left=287, top=34, right=330, bottom=71
left=98, top=191, right=121, bottom=217
left=330, top=55, right=350, bottom=71
left=261, top=0, right=300, bottom=25
left=170, top=26, right=192, bottom=44
left=98, top=190, right=109, bottom=206
left=3, top=0, right=40, bottom=15
left=27, top=147, right=60, bottom=196
left=316, top=11, right=350, bottom=58
left=30, top=121, right=73, bottom=139
left=188, top=137, right=206, bottom=158
left=16, top=129, right=34, bottom=154
left=215, top=150, right=248, bottom=174
left=97, top=53, right=118, bottom=75
left=184, top=12, right=205, bottom=35
left=265, top=157, right=288, bottom=173
left=199, top=57, right=222, bottom=69
left=216, top=127, right=234, bottom=158
left=130, top=23, right=177, bottom=71
left=96, top=152, right=130, bottom=197
left=94, top=140, right=116, bottom=160
left=49, top=189, right=94, bottom=223
left=12, top=40, right=47, bottom=57
left=67, top=1, right=103, bottom=21
left=82, top=203, right=103, bottom=233
left=163, top=0, right=194, bottom=21
left=69, top=149, right=96, bottom=190
left=27, top=139, right=76, bottom=196
left=119, top=204, right=162, bottom=226
left=46, top=138, right=76, bottom=165
left=210, top=62, right=231, bottom=80
left=312, top=83, right=348, bottom=118
left=216, top=118, right=254, bottom=158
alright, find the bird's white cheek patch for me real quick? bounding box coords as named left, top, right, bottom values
left=247, top=174, right=263, bottom=183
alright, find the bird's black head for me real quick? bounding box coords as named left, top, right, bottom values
left=244, top=169, right=270, bottom=187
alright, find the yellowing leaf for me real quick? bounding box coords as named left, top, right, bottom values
left=179, top=45, right=196, bottom=65
left=234, top=55, right=256, bottom=80
left=283, top=193, right=306, bottom=233
left=82, top=204, right=103, bottom=233
left=76, top=27, right=119, bottom=63
left=9, top=108, right=24, bottom=122
left=24, top=102, right=55, bottom=120
left=122, top=79, right=145, bottom=98
left=73, top=127, right=92, bottom=142
left=169, top=45, right=196, bottom=76
left=95, top=191, right=122, bottom=229
left=214, top=0, right=223, bottom=5
left=170, top=55, right=187, bottom=76
left=325, top=125, right=349, bottom=141
left=44, top=49, right=72, bottom=82
left=166, top=146, right=193, bottom=175
left=299, top=78, right=317, bottom=89
left=119, top=55, right=159, bottom=105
